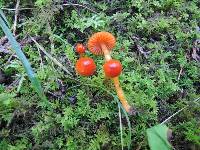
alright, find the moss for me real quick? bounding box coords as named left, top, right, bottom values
left=0, top=0, right=199, bottom=149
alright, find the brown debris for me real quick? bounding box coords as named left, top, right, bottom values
left=132, top=36, right=151, bottom=58
left=192, top=39, right=200, bottom=62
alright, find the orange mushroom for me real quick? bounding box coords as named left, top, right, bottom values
left=103, top=59, right=122, bottom=78
left=75, top=43, right=86, bottom=57
left=88, top=32, right=135, bottom=115
left=88, top=31, right=115, bottom=61
left=75, top=57, right=96, bottom=77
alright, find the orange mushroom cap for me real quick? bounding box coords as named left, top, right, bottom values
left=87, top=32, right=116, bottom=55
left=75, top=57, right=96, bottom=76
left=103, top=59, right=122, bottom=78
left=75, top=43, right=86, bottom=54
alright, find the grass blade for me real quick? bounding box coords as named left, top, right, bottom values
left=93, top=85, right=132, bottom=150
left=0, top=10, right=48, bottom=104
left=118, top=103, right=124, bottom=150
left=0, top=9, right=9, bottom=27
left=115, top=96, right=132, bottom=150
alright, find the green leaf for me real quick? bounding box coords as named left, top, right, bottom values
left=147, top=124, right=172, bottom=150
left=0, top=10, right=49, bottom=107
left=0, top=9, right=9, bottom=27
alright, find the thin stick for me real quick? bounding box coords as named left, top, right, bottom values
left=51, top=34, right=73, bottom=68
left=12, top=0, right=20, bottom=35
left=1, top=7, right=35, bottom=11
left=177, top=67, right=183, bottom=80
left=2, top=3, right=96, bottom=13
left=35, top=40, right=44, bottom=71
left=2, top=4, right=96, bottom=13
left=161, top=97, right=200, bottom=124
left=30, top=36, right=73, bottom=76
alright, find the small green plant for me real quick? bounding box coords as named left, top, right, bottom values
left=0, top=93, right=18, bottom=122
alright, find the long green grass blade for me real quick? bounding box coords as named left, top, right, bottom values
left=115, top=95, right=132, bottom=150
left=0, top=10, right=47, bottom=104
left=118, top=103, right=124, bottom=150
left=0, top=9, right=9, bottom=27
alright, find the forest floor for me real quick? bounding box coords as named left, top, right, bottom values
left=0, top=0, right=200, bottom=150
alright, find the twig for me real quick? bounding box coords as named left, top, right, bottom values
left=20, top=35, right=47, bottom=46
left=34, top=39, right=44, bottom=71
left=0, top=35, right=46, bottom=56
left=2, top=3, right=97, bottom=14
left=17, top=75, right=25, bottom=92
left=177, top=67, right=183, bottom=80
left=161, top=97, right=200, bottom=124
left=52, top=34, right=74, bottom=68
left=2, top=3, right=97, bottom=13
left=63, top=3, right=97, bottom=14
left=12, top=0, right=20, bottom=35
left=1, top=7, right=35, bottom=11
left=30, top=36, right=73, bottom=76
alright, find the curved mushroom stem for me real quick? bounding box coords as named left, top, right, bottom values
left=100, top=44, right=134, bottom=115
left=113, top=77, right=135, bottom=115
left=100, top=44, right=112, bottom=61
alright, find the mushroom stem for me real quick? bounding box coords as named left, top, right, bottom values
left=100, top=43, right=112, bottom=61
left=113, top=77, right=135, bottom=115
left=80, top=53, right=84, bottom=58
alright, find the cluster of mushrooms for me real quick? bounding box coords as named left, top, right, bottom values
left=75, top=32, right=135, bottom=115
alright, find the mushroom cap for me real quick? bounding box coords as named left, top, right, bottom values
left=87, top=32, right=116, bottom=55
left=75, top=43, right=86, bottom=54
left=75, top=57, right=96, bottom=76
left=103, top=59, right=122, bottom=78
